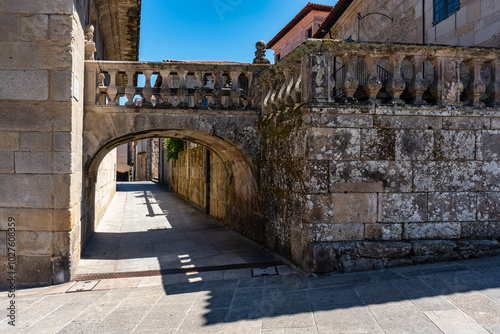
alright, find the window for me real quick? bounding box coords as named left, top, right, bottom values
left=433, top=0, right=460, bottom=25
left=307, top=27, right=313, bottom=38
left=275, top=53, right=281, bottom=63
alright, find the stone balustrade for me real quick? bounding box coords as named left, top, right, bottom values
left=258, top=39, right=500, bottom=112
left=84, top=61, right=269, bottom=109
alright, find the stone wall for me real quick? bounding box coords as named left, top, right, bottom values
left=168, top=145, right=229, bottom=220
left=94, top=148, right=116, bottom=227
left=326, top=0, right=500, bottom=47
left=261, top=105, right=500, bottom=273
left=0, top=0, right=87, bottom=286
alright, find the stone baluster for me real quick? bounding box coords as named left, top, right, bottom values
left=269, top=76, right=279, bottom=110
left=487, top=59, right=500, bottom=107
left=262, top=78, right=274, bottom=113
left=124, top=70, right=136, bottom=107
left=243, top=73, right=252, bottom=108
left=386, top=54, right=406, bottom=105
left=430, top=56, right=463, bottom=106
left=212, top=70, right=223, bottom=109
left=284, top=66, right=295, bottom=106
left=340, top=52, right=359, bottom=103
left=465, top=58, right=486, bottom=107
left=408, top=55, right=428, bottom=105
left=293, top=63, right=302, bottom=104
left=84, top=24, right=96, bottom=60
left=106, top=69, right=118, bottom=105
left=194, top=70, right=205, bottom=108
left=159, top=69, right=171, bottom=106
left=177, top=70, right=188, bottom=107
left=141, top=70, right=154, bottom=106
left=229, top=71, right=241, bottom=108
left=276, top=72, right=287, bottom=109
left=363, top=54, right=382, bottom=105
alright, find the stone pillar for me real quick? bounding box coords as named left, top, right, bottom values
left=0, top=0, right=85, bottom=286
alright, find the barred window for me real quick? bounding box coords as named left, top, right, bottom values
left=433, top=0, right=460, bottom=25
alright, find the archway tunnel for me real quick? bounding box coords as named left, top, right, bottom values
left=78, top=129, right=267, bottom=278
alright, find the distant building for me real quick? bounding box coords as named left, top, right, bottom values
left=267, top=2, right=333, bottom=63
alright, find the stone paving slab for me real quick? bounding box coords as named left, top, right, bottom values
left=0, top=255, right=500, bottom=333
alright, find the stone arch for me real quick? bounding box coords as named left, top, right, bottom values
left=81, top=110, right=264, bottom=263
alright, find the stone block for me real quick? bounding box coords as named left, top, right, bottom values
left=396, top=130, right=434, bottom=160
left=434, top=130, right=475, bottom=160
left=0, top=42, right=72, bottom=70
left=305, top=128, right=360, bottom=160
left=330, top=161, right=412, bottom=193
left=477, top=130, right=500, bottom=160
left=0, top=151, right=14, bottom=173
left=20, top=131, right=52, bottom=151
left=0, top=70, right=48, bottom=100
left=478, top=192, right=500, bottom=221
left=307, top=223, right=364, bottom=242
left=428, top=192, right=476, bottom=222
left=286, top=193, right=304, bottom=228
left=0, top=101, right=72, bottom=131
left=50, top=70, right=72, bottom=101
left=379, top=193, right=427, bottom=222
left=304, top=243, right=334, bottom=273
left=53, top=173, right=82, bottom=208
left=0, top=208, right=53, bottom=230
left=360, top=128, right=395, bottom=160
left=49, top=14, right=72, bottom=42
left=332, top=193, right=377, bottom=223
left=54, top=152, right=81, bottom=173
left=365, top=223, right=402, bottom=241
left=341, top=257, right=384, bottom=273
left=16, top=256, right=53, bottom=287
left=0, top=232, right=6, bottom=256
left=307, top=114, right=373, bottom=128
left=303, top=194, right=333, bottom=223
left=21, top=14, right=48, bottom=40
left=17, top=231, right=52, bottom=255
left=290, top=227, right=304, bottom=264
left=403, top=222, right=461, bottom=240
left=303, top=160, right=329, bottom=194
left=465, top=223, right=500, bottom=243
left=491, top=118, right=500, bottom=129
left=0, top=13, right=19, bottom=41
left=4, top=0, right=73, bottom=14
left=411, top=240, right=457, bottom=256
left=15, top=151, right=51, bottom=173
left=374, top=115, right=442, bottom=129
left=413, top=161, right=486, bottom=192
left=357, top=241, right=411, bottom=259
left=0, top=174, right=51, bottom=208
left=85, top=112, right=117, bottom=143
left=53, top=231, right=70, bottom=256
left=0, top=131, right=19, bottom=151
left=443, top=117, right=490, bottom=130
left=456, top=239, right=500, bottom=259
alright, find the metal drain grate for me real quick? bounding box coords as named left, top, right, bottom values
left=252, top=266, right=278, bottom=277
left=73, top=261, right=282, bottom=281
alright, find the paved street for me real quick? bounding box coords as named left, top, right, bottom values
left=0, top=255, right=499, bottom=333
left=1, top=182, right=500, bottom=333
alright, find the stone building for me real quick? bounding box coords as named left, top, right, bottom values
left=314, top=0, right=500, bottom=47
left=267, top=2, right=333, bottom=63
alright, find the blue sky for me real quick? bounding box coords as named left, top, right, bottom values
left=139, top=1, right=337, bottom=63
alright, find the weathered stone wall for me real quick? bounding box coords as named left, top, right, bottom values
left=261, top=105, right=500, bottom=273
left=169, top=146, right=229, bottom=220
left=327, top=0, right=500, bottom=47
left=94, top=148, right=116, bottom=227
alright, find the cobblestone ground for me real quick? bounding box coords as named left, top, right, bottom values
left=0, top=255, right=499, bottom=333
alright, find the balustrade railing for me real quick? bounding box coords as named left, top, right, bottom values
left=258, top=39, right=500, bottom=113
left=84, top=61, right=269, bottom=109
